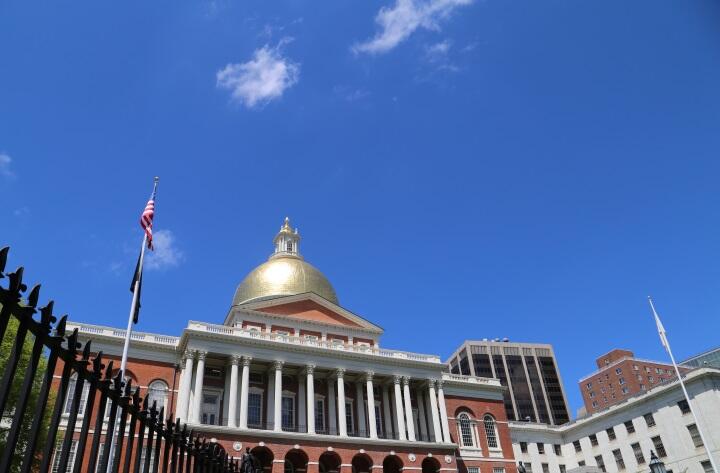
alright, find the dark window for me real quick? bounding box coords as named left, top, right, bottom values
left=644, top=413, right=656, bottom=427
left=526, top=356, right=551, bottom=423
left=459, top=351, right=471, bottom=375
left=613, top=449, right=625, bottom=470
left=472, top=353, right=494, bottom=377
left=538, top=357, right=569, bottom=424
left=595, top=455, right=606, bottom=473
left=542, top=464, right=549, bottom=473
left=590, top=434, right=598, bottom=446
left=578, top=461, right=585, bottom=467
left=553, top=444, right=561, bottom=456
left=450, top=359, right=460, bottom=375
left=493, top=355, right=516, bottom=421
left=559, top=466, right=566, bottom=473
left=678, top=400, right=691, bottom=414
left=506, top=355, right=535, bottom=422
left=520, top=442, right=528, bottom=453
left=537, top=443, right=545, bottom=454
left=606, top=427, right=616, bottom=440
left=631, top=443, right=645, bottom=464
left=573, top=441, right=582, bottom=453
left=652, top=436, right=667, bottom=457
left=624, top=420, right=635, bottom=434
left=687, top=424, right=703, bottom=448
left=701, top=461, right=713, bottom=473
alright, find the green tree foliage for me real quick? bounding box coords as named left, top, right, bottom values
left=0, top=314, right=55, bottom=473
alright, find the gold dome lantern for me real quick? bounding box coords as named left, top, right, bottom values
left=232, top=218, right=339, bottom=306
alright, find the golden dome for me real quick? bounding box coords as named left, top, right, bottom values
left=232, top=218, right=339, bottom=306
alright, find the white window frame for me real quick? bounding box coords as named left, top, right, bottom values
left=200, top=387, right=222, bottom=426
left=281, top=391, right=296, bottom=430
left=147, top=380, right=169, bottom=412
left=63, top=374, right=90, bottom=416
left=484, top=414, right=501, bottom=451
left=457, top=412, right=478, bottom=449
left=247, top=387, right=264, bottom=427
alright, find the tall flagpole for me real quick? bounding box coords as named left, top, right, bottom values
left=120, top=176, right=158, bottom=378
left=107, top=177, right=158, bottom=472
left=648, top=297, right=718, bottom=473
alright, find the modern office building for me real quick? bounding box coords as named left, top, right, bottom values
left=447, top=341, right=570, bottom=425
left=578, top=349, right=690, bottom=415
left=683, top=346, right=720, bottom=369
left=55, top=219, right=519, bottom=473
left=510, top=367, right=720, bottom=473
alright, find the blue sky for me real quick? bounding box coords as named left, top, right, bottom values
left=2, top=0, right=720, bottom=416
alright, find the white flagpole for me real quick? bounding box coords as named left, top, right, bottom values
left=648, top=297, right=718, bottom=473
left=107, top=177, right=158, bottom=472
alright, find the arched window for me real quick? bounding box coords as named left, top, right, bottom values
left=147, top=380, right=169, bottom=411
left=286, top=241, right=293, bottom=252
left=484, top=415, right=499, bottom=449
left=64, top=373, right=90, bottom=415
left=457, top=412, right=475, bottom=447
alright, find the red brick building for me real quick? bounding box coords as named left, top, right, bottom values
left=55, top=218, right=518, bottom=473
left=578, top=348, right=689, bottom=414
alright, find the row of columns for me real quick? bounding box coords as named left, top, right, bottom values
left=176, top=351, right=452, bottom=443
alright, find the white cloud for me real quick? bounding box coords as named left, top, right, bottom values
left=0, top=153, right=15, bottom=179
left=145, top=230, right=185, bottom=270
left=216, top=42, right=300, bottom=108
left=425, top=39, right=452, bottom=61
left=353, top=0, right=472, bottom=55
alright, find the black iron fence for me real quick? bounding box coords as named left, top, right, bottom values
left=0, top=247, right=242, bottom=473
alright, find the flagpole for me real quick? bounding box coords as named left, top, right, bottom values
left=648, top=297, right=718, bottom=473
left=107, top=177, right=158, bottom=472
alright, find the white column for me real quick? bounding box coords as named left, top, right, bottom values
left=273, top=361, right=283, bottom=431
left=227, top=355, right=240, bottom=428
left=417, top=389, right=428, bottom=440
left=298, top=372, right=306, bottom=431
left=393, top=376, right=406, bottom=441
left=177, top=351, right=194, bottom=422
left=402, top=377, right=416, bottom=441
left=365, top=372, right=377, bottom=439
left=239, top=356, right=251, bottom=429
left=437, top=380, right=451, bottom=443
left=336, top=369, right=347, bottom=437
left=306, top=365, right=316, bottom=434
left=191, top=351, right=206, bottom=424
left=355, top=381, right=366, bottom=436
left=382, top=384, right=393, bottom=438
left=327, top=376, right=337, bottom=434
left=427, top=380, right=443, bottom=442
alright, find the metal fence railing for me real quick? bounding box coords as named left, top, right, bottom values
left=0, top=247, right=242, bottom=473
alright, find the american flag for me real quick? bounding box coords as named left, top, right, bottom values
left=140, top=198, right=155, bottom=250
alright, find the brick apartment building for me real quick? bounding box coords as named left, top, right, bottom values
left=578, top=349, right=689, bottom=415
left=53, top=219, right=518, bottom=473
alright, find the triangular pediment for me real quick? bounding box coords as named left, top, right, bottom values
left=228, top=293, right=383, bottom=333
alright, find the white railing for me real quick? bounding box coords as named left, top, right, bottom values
left=187, top=321, right=442, bottom=363
left=442, top=372, right=502, bottom=387
left=68, top=323, right=179, bottom=347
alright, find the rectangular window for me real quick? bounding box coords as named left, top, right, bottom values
left=687, top=424, right=704, bottom=448
left=248, top=392, right=262, bottom=427
left=678, top=400, right=690, bottom=414
left=618, top=377, right=625, bottom=385
left=520, top=442, right=528, bottom=453
left=554, top=444, right=561, bottom=456
left=375, top=403, right=383, bottom=437
left=701, top=461, right=713, bottom=473
left=542, top=464, right=549, bottom=473
left=624, top=420, right=635, bottom=434
left=644, top=413, right=656, bottom=427
left=345, top=401, right=354, bottom=433
left=281, top=396, right=295, bottom=430
left=559, top=466, right=566, bottom=473
left=595, top=455, right=606, bottom=473
left=493, top=468, right=505, bottom=473
left=524, top=463, right=533, bottom=473
left=468, top=468, right=479, bottom=473
left=51, top=441, right=78, bottom=473
left=573, top=440, right=582, bottom=453
left=589, top=391, right=595, bottom=398
left=578, top=461, right=585, bottom=467
left=586, top=382, right=592, bottom=390
left=613, top=449, right=625, bottom=471
left=538, top=443, right=545, bottom=454
left=652, top=436, right=667, bottom=457
left=315, top=398, right=325, bottom=431
left=606, top=427, right=616, bottom=440
left=589, top=434, right=598, bottom=446
left=592, top=401, right=598, bottom=408
left=631, top=443, right=645, bottom=464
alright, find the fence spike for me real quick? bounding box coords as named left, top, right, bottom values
left=27, top=284, right=41, bottom=307
left=0, top=246, right=8, bottom=275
